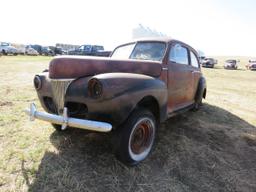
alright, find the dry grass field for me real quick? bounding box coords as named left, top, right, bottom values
left=0, top=55, right=255, bottom=192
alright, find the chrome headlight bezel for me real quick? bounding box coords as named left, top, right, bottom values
left=88, top=78, right=103, bottom=99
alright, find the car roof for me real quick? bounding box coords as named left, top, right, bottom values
left=135, top=37, right=199, bottom=53
left=133, top=36, right=173, bottom=43
left=113, top=37, right=198, bottom=55
left=226, top=59, right=236, bottom=62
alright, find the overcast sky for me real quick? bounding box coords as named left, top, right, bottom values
left=1, top=0, right=256, bottom=56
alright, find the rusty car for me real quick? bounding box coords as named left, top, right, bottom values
left=25, top=37, right=207, bottom=165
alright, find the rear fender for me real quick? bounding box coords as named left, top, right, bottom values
left=195, top=76, right=207, bottom=101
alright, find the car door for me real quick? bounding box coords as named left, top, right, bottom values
left=167, top=43, right=194, bottom=113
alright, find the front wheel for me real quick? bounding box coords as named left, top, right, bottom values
left=114, top=108, right=156, bottom=165
left=51, top=123, right=63, bottom=131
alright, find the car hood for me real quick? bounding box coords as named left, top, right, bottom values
left=49, top=56, right=162, bottom=79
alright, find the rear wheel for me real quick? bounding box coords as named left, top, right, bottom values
left=193, top=85, right=205, bottom=111
left=114, top=108, right=156, bottom=165
left=193, top=95, right=203, bottom=111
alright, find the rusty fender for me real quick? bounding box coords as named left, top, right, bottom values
left=67, top=73, right=168, bottom=128
left=195, top=76, right=207, bottom=101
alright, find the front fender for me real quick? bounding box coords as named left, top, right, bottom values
left=92, top=73, right=166, bottom=98
left=87, top=73, right=168, bottom=127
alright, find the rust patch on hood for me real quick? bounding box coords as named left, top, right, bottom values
left=49, top=56, right=162, bottom=79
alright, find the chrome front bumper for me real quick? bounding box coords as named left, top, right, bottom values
left=24, top=103, right=112, bottom=132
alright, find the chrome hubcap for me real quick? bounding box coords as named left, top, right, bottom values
left=128, top=117, right=155, bottom=161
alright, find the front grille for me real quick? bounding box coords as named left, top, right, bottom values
left=43, top=97, right=57, bottom=114
left=51, top=79, right=72, bottom=114
left=66, top=102, right=88, bottom=118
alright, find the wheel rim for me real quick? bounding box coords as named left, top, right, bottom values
left=128, top=117, right=155, bottom=162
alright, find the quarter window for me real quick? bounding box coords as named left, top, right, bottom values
left=190, top=51, right=199, bottom=68
left=169, top=44, right=189, bottom=65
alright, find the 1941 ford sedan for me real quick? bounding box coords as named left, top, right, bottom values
left=25, top=37, right=207, bottom=165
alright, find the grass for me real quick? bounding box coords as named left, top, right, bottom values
left=0, top=55, right=255, bottom=192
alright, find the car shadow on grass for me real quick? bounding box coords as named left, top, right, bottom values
left=26, top=103, right=256, bottom=192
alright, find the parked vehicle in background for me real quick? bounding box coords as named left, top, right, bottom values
left=202, top=58, right=218, bottom=68
left=41, top=47, right=54, bottom=56
left=61, top=49, right=68, bottom=55
left=197, top=50, right=205, bottom=64
left=49, top=46, right=65, bottom=55
left=26, top=45, right=65, bottom=56
left=224, top=60, right=239, bottom=69
left=30, top=45, right=43, bottom=55
left=246, top=60, right=256, bottom=70
left=25, top=47, right=39, bottom=56
left=25, top=37, right=207, bottom=165
left=68, top=44, right=111, bottom=57
left=0, top=42, right=18, bottom=55
left=54, top=47, right=64, bottom=55
left=16, top=46, right=26, bottom=55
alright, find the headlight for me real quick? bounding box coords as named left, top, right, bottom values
left=34, top=75, right=42, bottom=90
left=88, top=78, right=103, bottom=98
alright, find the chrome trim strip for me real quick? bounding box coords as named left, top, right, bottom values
left=51, top=79, right=72, bottom=114
left=25, top=103, right=112, bottom=132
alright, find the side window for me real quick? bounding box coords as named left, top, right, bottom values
left=169, top=44, right=189, bottom=65
left=79, top=45, right=84, bottom=50
left=190, top=51, right=199, bottom=68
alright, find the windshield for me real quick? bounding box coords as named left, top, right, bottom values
left=226, top=60, right=236, bottom=63
left=1, top=42, right=10, bottom=46
left=84, top=45, right=92, bottom=51
left=111, top=42, right=166, bottom=61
